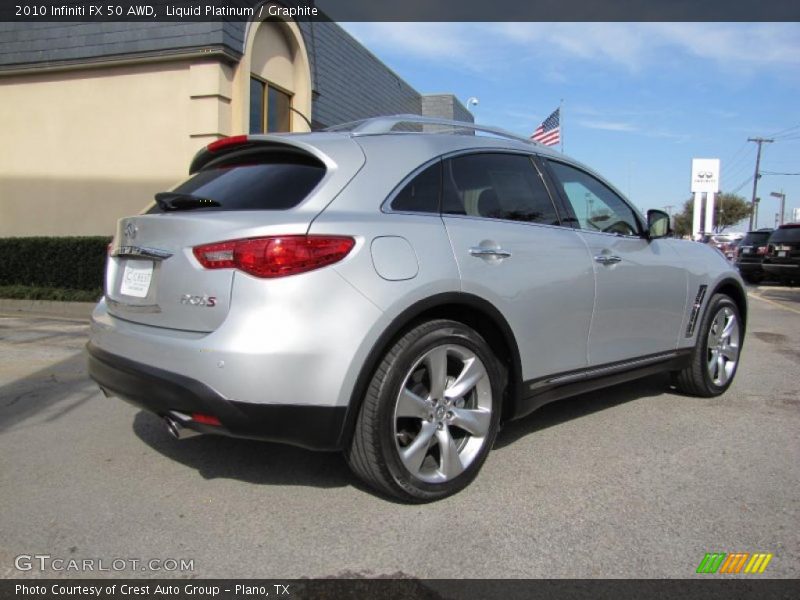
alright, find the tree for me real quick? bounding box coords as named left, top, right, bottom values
left=671, top=192, right=752, bottom=237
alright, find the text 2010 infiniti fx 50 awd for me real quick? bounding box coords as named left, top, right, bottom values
left=88, top=115, right=746, bottom=502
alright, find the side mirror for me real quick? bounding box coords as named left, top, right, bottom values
left=647, top=209, right=671, bottom=239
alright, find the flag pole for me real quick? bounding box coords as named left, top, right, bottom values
left=560, top=98, right=564, bottom=153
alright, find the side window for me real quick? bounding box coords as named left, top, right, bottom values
left=442, top=153, right=559, bottom=225
left=547, top=161, right=641, bottom=236
left=390, top=161, right=441, bottom=213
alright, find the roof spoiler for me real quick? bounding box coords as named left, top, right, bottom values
left=189, top=135, right=324, bottom=174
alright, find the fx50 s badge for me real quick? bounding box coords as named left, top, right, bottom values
left=180, top=294, right=217, bottom=307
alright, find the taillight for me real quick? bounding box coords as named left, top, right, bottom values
left=206, top=135, right=248, bottom=153
left=757, top=246, right=768, bottom=256
left=192, top=413, right=221, bottom=426
left=193, top=236, right=355, bottom=278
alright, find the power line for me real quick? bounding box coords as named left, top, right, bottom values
left=729, top=175, right=754, bottom=195
left=720, top=141, right=749, bottom=173
left=762, top=171, right=800, bottom=176
left=722, top=144, right=754, bottom=177
left=722, top=147, right=757, bottom=184
left=770, top=123, right=800, bottom=139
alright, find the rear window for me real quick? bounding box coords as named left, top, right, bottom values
left=769, top=226, right=800, bottom=243
left=742, top=231, right=771, bottom=245
left=149, top=154, right=325, bottom=213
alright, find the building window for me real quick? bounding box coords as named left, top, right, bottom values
left=249, top=76, right=292, bottom=134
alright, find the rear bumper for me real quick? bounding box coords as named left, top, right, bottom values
left=87, top=343, right=346, bottom=451
left=763, top=262, right=799, bottom=276
left=736, top=261, right=764, bottom=275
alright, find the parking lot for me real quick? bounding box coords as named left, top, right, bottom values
left=0, top=286, right=798, bottom=579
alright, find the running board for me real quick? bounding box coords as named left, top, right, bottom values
left=512, top=350, right=692, bottom=420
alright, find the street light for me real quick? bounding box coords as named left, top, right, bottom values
left=770, top=191, right=786, bottom=227
left=465, top=97, right=479, bottom=112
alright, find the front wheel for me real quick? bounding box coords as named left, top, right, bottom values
left=347, top=320, right=504, bottom=502
left=674, top=293, right=743, bottom=397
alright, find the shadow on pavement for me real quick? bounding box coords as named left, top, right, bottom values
left=133, top=373, right=674, bottom=493
left=0, top=333, right=680, bottom=494
left=495, top=372, right=672, bottom=449
left=132, top=410, right=355, bottom=490
left=0, top=350, right=97, bottom=434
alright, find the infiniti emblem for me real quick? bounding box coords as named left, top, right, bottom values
left=124, top=222, right=137, bottom=240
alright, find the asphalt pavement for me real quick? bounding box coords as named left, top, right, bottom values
left=0, top=286, right=798, bottom=579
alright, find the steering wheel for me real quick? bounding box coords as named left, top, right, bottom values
left=602, top=220, right=637, bottom=236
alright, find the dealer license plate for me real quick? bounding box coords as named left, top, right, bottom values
left=120, top=260, right=153, bottom=298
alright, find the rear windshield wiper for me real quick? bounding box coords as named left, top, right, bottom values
left=154, top=192, right=221, bottom=211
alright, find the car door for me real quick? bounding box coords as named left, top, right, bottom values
left=542, top=158, right=687, bottom=366
left=441, top=152, right=595, bottom=382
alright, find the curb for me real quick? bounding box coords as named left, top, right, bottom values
left=0, top=298, right=95, bottom=320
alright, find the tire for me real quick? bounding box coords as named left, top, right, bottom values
left=674, top=293, right=743, bottom=397
left=346, top=319, right=505, bottom=502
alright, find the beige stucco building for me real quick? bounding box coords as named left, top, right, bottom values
left=0, top=13, right=471, bottom=237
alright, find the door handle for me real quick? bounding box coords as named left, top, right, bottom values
left=594, top=254, right=622, bottom=265
left=469, top=247, right=512, bottom=259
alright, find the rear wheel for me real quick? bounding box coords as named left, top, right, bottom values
left=347, top=320, right=504, bottom=502
left=674, top=293, right=742, bottom=397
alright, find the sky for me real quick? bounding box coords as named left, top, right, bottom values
left=341, top=22, right=800, bottom=230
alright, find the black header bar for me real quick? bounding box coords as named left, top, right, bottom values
left=2, top=0, right=799, bottom=23
left=1, top=579, right=799, bottom=600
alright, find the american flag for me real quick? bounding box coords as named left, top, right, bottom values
left=531, top=108, right=561, bottom=146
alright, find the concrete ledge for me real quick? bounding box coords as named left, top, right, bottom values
left=0, top=298, right=95, bottom=320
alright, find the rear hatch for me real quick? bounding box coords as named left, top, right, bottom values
left=738, top=231, right=771, bottom=262
left=105, top=134, right=364, bottom=332
left=766, top=225, right=800, bottom=265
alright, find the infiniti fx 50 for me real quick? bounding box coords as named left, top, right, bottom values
left=88, top=115, right=747, bottom=501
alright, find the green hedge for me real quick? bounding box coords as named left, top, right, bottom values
left=0, top=237, right=111, bottom=292
left=0, top=285, right=103, bottom=302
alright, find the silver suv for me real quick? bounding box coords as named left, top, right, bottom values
left=88, top=115, right=746, bottom=502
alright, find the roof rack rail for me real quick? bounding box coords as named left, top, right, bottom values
left=325, top=114, right=536, bottom=146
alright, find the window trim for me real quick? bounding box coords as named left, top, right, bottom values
left=382, top=149, right=565, bottom=228
left=541, top=157, right=646, bottom=238
left=249, top=74, right=294, bottom=134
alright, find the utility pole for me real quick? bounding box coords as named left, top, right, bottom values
left=747, top=137, right=773, bottom=230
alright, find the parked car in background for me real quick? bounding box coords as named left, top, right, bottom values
left=86, top=115, right=747, bottom=502
left=736, top=229, right=773, bottom=283
left=763, top=224, right=800, bottom=284
left=700, top=232, right=743, bottom=259
left=723, top=238, right=741, bottom=261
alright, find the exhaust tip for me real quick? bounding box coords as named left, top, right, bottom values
left=164, top=415, right=202, bottom=440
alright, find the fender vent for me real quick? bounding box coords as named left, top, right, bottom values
left=685, top=285, right=708, bottom=337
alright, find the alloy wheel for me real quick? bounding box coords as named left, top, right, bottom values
left=706, top=306, right=740, bottom=386
left=393, top=344, right=492, bottom=483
